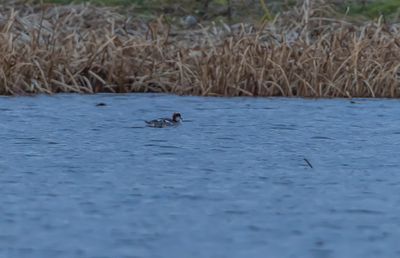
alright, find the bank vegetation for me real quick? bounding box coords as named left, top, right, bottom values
left=0, top=1, right=400, bottom=97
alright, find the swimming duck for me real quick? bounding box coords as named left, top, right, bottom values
left=145, top=113, right=182, bottom=128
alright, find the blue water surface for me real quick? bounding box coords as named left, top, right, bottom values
left=0, top=94, right=400, bottom=258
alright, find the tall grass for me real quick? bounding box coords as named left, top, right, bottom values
left=0, top=1, right=399, bottom=97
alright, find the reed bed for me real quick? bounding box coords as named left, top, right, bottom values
left=0, top=1, right=400, bottom=97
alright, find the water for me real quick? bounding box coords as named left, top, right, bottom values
left=1, top=94, right=400, bottom=258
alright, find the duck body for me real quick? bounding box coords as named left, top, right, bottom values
left=145, top=113, right=182, bottom=128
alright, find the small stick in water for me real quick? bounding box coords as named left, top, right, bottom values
left=304, top=158, right=313, bottom=168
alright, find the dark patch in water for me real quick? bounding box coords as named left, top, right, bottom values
left=343, top=209, right=384, bottom=215
left=157, top=152, right=175, bottom=156
left=310, top=136, right=333, bottom=140
left=216, top=136, right=235, bottom=140
left=144, top=144, right=180, bottom=149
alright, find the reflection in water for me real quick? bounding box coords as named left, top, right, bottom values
left=0, top=94, right=400, bottom=258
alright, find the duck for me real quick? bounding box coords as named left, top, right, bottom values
left=145, top=112, right=182, bottom=128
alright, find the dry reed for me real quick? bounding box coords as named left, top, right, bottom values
left=0, top=1, right=400, bottom=97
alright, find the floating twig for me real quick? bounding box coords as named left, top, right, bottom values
left=304, top=158, right=313, bottom=168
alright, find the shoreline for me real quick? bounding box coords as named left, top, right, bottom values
left=1, top=92, right=399, bottom=101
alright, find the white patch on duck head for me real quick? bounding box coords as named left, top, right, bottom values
left=172, top=113, right=182, bottom=122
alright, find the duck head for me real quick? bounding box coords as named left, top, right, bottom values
left=172, top=112, right=182, bottom=122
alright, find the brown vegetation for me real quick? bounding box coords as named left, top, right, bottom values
left=0, top=1, right=400, bottom=97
